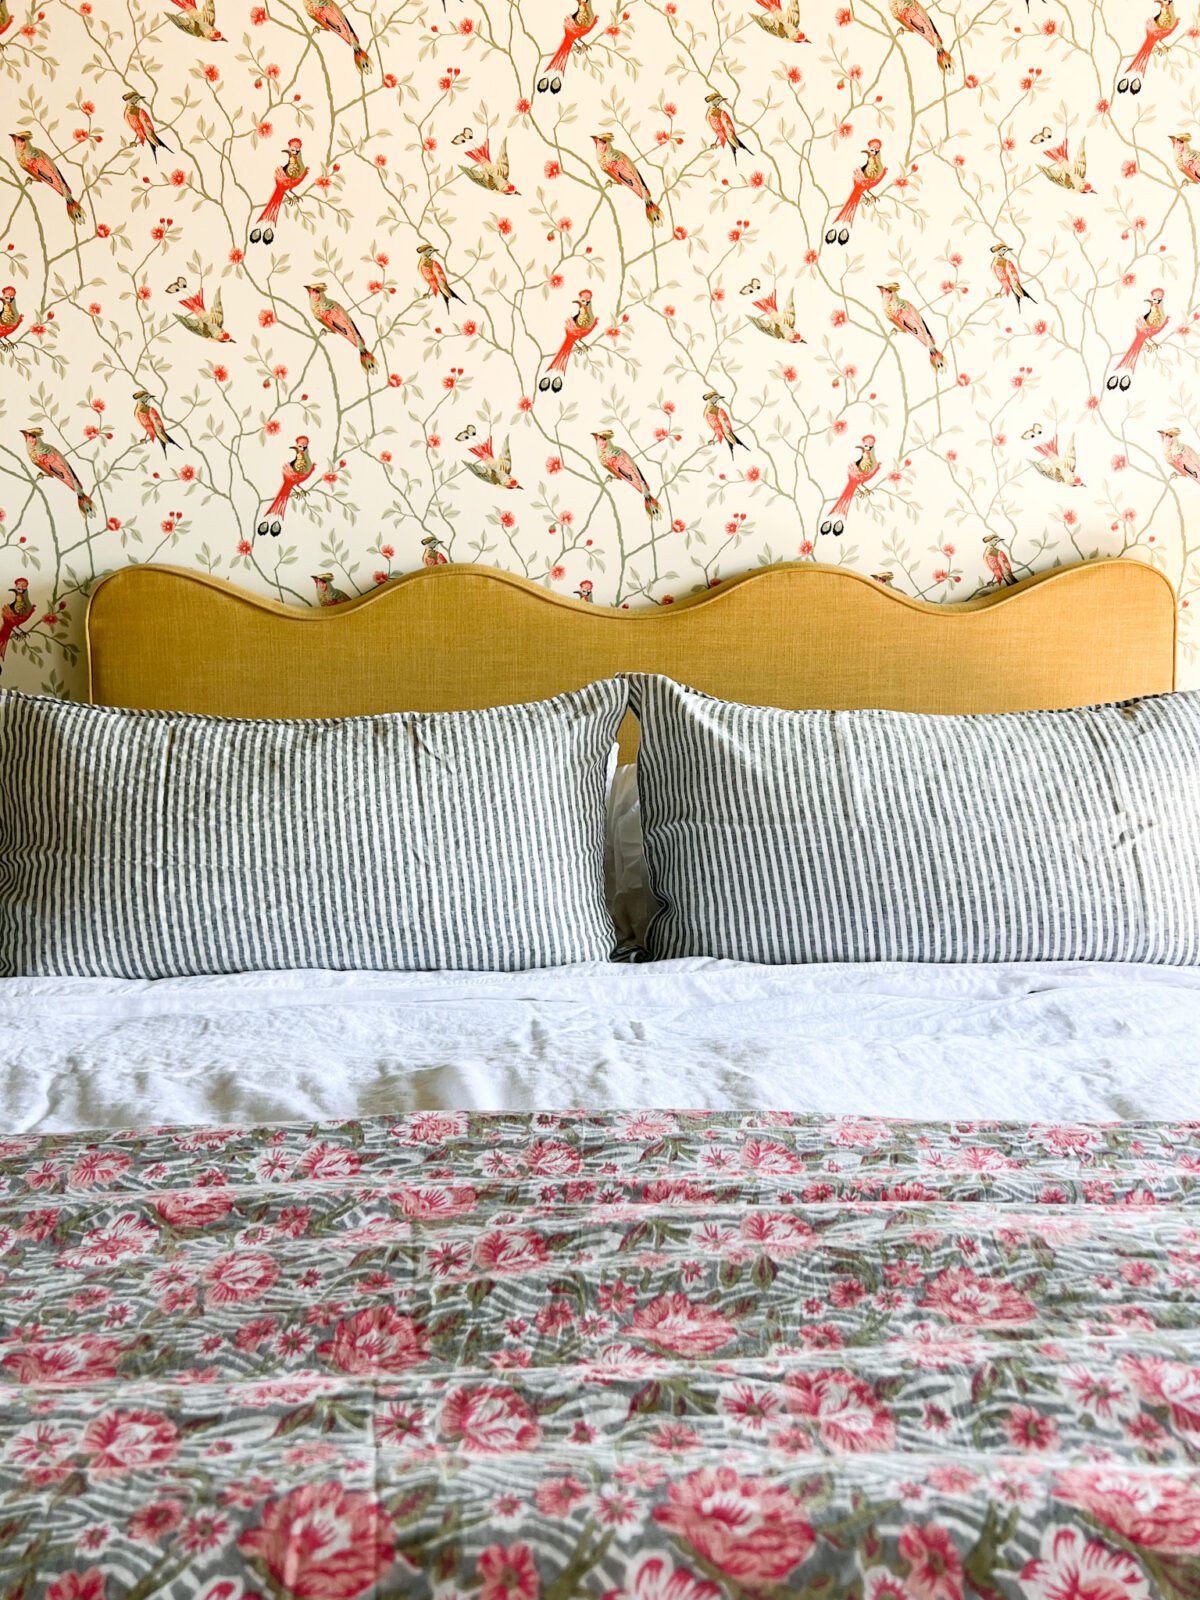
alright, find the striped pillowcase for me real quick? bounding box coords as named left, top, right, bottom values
left=628, top=673, right=1200, bottom=965
left=0, top=682, right=626, bottom=978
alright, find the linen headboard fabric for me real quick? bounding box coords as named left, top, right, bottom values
left=87, top=559, right=1176, bottom=758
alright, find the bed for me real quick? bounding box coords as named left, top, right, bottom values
left=3, top=558, right=1199, bottom=1600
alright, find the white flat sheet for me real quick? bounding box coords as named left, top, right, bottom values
left=1, top=959, right=1198, bottom=1131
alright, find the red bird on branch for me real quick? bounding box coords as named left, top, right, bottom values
left=1107, top=288, right=1168, bottom=391
left=1119, top=1, right=1176, bottom=93
left=122, top=91, right=171, bottom=161
left=821, top=435, right=879, bottom=535
left=22, top=427, right=95, bottom=518
left=304, top=0, right=371, bottom=72
left=0, top=284, right=22, bottom=341
left=11, top=132, right=84, bottom=224
left=258, top=435, right=314, bottom=536
left=826, top=138, right=886, bottom=245
left=540, top=290, right=596, bottom=393
left=538, top=0, right=595, bottom=93
left=0, top=577, right=33, bottom=669
left=250, top=138, right=307, bottom=245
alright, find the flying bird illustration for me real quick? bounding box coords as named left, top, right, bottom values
left=1119, top=1, right=1176, bottom=92
left=826, top=138, right=886, bottom=245
left=133, top=389, right=180, bottom=455
left=705, top=92, right=752, bottom=162
left=1108, top=289, right=1168, bottom=391
left=10, top=131, right=84, bottom=224
left=21, top=427, right=94, bottom=518
left=1169, top=132, right=1200, bottom=185
left=251, top=137, right=307, bottom=245
left=592, top=428, right=661, bottom=520
left=176, top=285, right=233, bottom=341
left=878, top=282, right=945, bottom=370
left=305, top=281, right=377, bottom=373
left=122, top=90, right=171, bottom=160
left=313, top=572, right=350, bottom=605
left=540, top=290, right=596, bottom=392
left=465, top=435, right=521, bottom=490
left=304, top=0, right=371, bottom=71
left=165, top=0, right=224, bottom=41
left=891, top=0, right=953, bottom=72
left=258, top=434, right=314, bottom=535
left=1040, top=137, right=1093, bottom=193
left=751, top=0, right=807, bottom=44
left=821, top=434, right=879, bottom=535
left=0, top=578, right=33, bottom=668
left=702, top=389, right=748, bottom=458
left=538, top=0, right=596, bottom=93
left=746, top=287, right=805, bottom=342
left=1160, top=427, right=1200, bottom=486
left=982, top=533, right=1016, bottom=587
left=416, top=243, right=462, bottom=311
left=1031, top=433, right=1082, bottom=486
left=990, top=243, right=1035, bottom=310
left=592, top=133, right=663, bottom=227
left=460, top=137, right=517, bottom=195
left=0, top=284, right=22, bottom=341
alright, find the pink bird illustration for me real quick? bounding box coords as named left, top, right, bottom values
left=133, top=388, right=180, bottom=455
left=538, top=0, right=595, bottom=94
left=826, top=138, right=886, bottom=246
left=21, top=427, right=94, bottom=518
left=705, top=92, right=752, bottom=162
left=751, top=0, right=807, bottom=44
left=891, top=0, right=953, bottom=73
left=1161, top=427, right=1200, bottom=487
left=1107, top=289, right=1168, bottom=392
left=305, top=281, right=377, bottom=374
left=990, top=243, right=1035, bottom=311
left=592, top=428, right=661, bottom=520
left=540, top=290, right=596, bottom=393
left=416, top=242, right=462, bottom=311
left=821, top=435, right=879, bottom=535
left=746, top=287, right=805, bottom=342
left=251, top=137, right=307, bottom=246
left=1119, top=1, right=1176, bottom=93
left=592, top=133, right=663, bottom=228
left=1040, top=137, right=1092, bottom=194
left=983, top=534, right=1016, bottom=587
left=304, top=0, right=371, bottom=72
left=10, top=131, right=84, bottom=224
left=122, top=91, right=171, bottom=160
left=703, top=389, right=748, bottom=458
left=466, top=435, right=521, bottom=491
left=258, top=434, right=314, bottom=536
left=0, top=284, right=22, bottom=341
left=878, top=281, right=945, bottom=370
left=0, top=577, right=34, bottom=669
left=1170, top=132, right=1200, bottom=185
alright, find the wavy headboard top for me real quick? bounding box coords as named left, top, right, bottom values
left=87, top=559, right=1177, bottom=757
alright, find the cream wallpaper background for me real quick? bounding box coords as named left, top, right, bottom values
left=0, top=0, right=1198, bottom=696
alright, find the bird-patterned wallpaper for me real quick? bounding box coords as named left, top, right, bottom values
left=1, top=0, right=1199, bottom=694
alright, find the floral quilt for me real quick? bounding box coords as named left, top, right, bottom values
left=2, top=1112, right=1200, bottom=1600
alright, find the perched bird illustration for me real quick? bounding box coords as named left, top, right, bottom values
left=751, top=0, right=807, bottom=44
left=421, top=534, right=448, bottom=566
left=258, top=435, right=314, bottom=536
left=0, top=578, right=33, bottom=668
left=10, top=131, right=84, bottom=224
left=305, top=281, right=377, bottom=374
left=122, top=90, right=171, bottom=161
left=1040, top=138, right=1093, bottom=194
left=465, top=435, right=521, bottom=490
left=1108, top=289, right=1168, bottom=391
left=592, top=133, right=663, bottom=227
left=251, top=138, right=307, bottom=245
left=746, top=287, right=805, bottom=343
left=21, top=427, right=94, bottom=518
left=538, top=0, right=596, bottom=93
left=891, top=0, right=953, bottom=73
left=990, top=243, right=1035, bottom=310
left=871, top=571, right=895, bottom=586
left=1119, top=1, right=1176, bottom=92
left=165, top=0, right=224, bottom=41
left=1169, top=132, right=1200, bottom=185
left=0, top=284, right=22, bottom=341
left=313, top=572, right=350, bottom=605
left=826, top=138, right=886, bottom=246
left=1031, top=433, right=1082, bottom=487
left=574, top=579, right=594, bottom=601
left=416, top=243, right=462, bottom=311
left=0, top=1, right=13, bottom=43
left=982, top=534, right=1016, bottom=587
left=821, top=435, right=879, bottom=535
left=702, top=389, right=748, bottom=458
left=133, top=389, right=180, bottom=455
left=1160, top=427, right=1200, bottom=487
left=878, top=282, right=945, bottom=370
left=540, top=290, right=596, bottom=393
left=304, top=0, right=371, bottom=71
left=176, top=285, right=233, bottom=342
left=592, top=428, right=661, bottom=521
left=705, top=92, right=752, bottom=162
left=460, top=138, right=517, bottom=195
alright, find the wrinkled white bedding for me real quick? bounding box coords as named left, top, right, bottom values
left=1, top=958, right=1198, bottom=1131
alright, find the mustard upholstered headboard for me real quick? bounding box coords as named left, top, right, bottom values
left=87, top=559, right=1177, bottom=758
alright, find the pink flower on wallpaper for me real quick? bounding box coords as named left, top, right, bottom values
left=238, top=1482, right=401, bottom=1599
